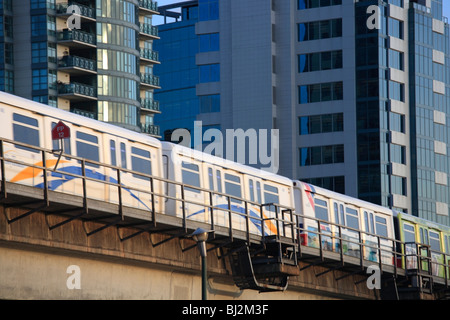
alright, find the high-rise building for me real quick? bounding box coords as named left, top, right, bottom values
left=154, top=0, right=450, bottom=225
left=0, top=0, right=161, bottom=138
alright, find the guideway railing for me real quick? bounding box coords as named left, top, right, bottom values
left=0, top=137, right=449, bottom=291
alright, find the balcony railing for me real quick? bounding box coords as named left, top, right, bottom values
left=56, top=2, right=96, bottom=20
left=139, top=23, right=159, bottom=38
left=58, top=82, right=97, bottom=98
left=140, top=48, right=159, bottom=62
left=139, top=0, right=158, bottom=12
left=140, top=73, right=160, bottom=87
left=58, top=55, right=97, bottom=72
left=58, top=29, right=96, bottom=46
left=71, top=108, right=97, bottom=120
left=140, top=123, right=160, bottom=136
left=140, top=98, right=160, bottom=112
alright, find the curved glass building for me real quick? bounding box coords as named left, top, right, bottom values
left=0, top=0, right=161, bottom=138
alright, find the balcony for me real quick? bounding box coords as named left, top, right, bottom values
left=56, top=2, right=96, bottom=21
left=140, top=98, right=160, bottom=113
left=139, top=23, right=159, bottom=39
left=140, top=123, right=160, bottom=137
left=139, top=0, right=158, bottom=14
left=140, top=48, right=160, bottom=65
left=58, top=82, right=97, bottom=101
left=57, top=29, right=97, bottom=48
left=71, top=108, right=97, bottom=120
left=58, top=55, right=97, bottom=74
left=140, top=73, right=160, bottom=89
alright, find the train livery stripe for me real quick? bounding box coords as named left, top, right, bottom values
left=187, top=205, right=278, bottom=236
left=303, top=183, right=315, bottom=208
left=11, top=160, right=70, bottom=183
left=11, top=163, right=152, bottom=211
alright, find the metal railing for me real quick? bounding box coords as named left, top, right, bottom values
left=58, top=82, right=97, bottom=98
left=139, top=0, right=158, bottom=12
left=0, top=137, right=449, bottom=288
left=58, top=55, right=97, bottom=72
left=140, top=73, right=160, bottom=87
left=56, top=2, right=96, bottom=19
left=57, top=29, right=96, bottom=46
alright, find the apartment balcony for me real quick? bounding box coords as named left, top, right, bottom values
left=138, top=0, right=159, bottom=15
left=56, top=2, right=96, bottom=22
left=140, top=98, right=161, bottom=113
left=139, top=23, right=159, bottom=39
left=140, top=73, right=160, bottom=89
left=58, top=82, right=97, bottom=101
left=140, top=123, right=161, bottom=137
left=57, top=29, right=97, bottom=48
left=71, top=108, right=97, bottom=120
left=140, top=48, right=160, bottom=65
left=58, top=55, right=97, bottom=75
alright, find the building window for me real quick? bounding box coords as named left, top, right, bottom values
left=299, top=81, right=343, bottom=104
left=199, top=0, right=219, bottom=21
left=4, top=43, right=13, bottom=65
left=298, top=50, right=342, bottom=73
left=199, top=33, right=220, bottom=52
left=32, top=68, right=48, bottom=91
left=299, top=113, right=343, bottom=135
left=391, top=144, right=406, bottom=165
left=298, top=0, right=342, bottom=10
left=31, top=15, right=55, bottom=37
left=199, top=64, right=220, bottom=83
left=389, top=49, right=404, bottom=71
left=200, top=94, right=220, bottom=113
left=391, top=175, right=407, bottom=196
left=302, top=176, right=345, bottom=194
left=298, top=19, right=342, bottom=42
left=389, top=80, right=405, bottom=102
left=300, top=144, right=344, bottom=166
left=388, top=17, right=404, bottom=39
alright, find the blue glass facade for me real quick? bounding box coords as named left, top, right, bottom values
left=154, top=13, right=199, bottom=141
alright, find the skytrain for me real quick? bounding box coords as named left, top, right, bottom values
left=0, top=92, right=449, bottom=278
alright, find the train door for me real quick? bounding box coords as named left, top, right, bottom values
left=108, top=138, right=132, bottom=208
left=222, top=170, right=245, bottom=232
left=180, top=158, right=208, bottom=223
left=373, top=213, right=394, bottom=265
left=245, top=176, right=264, bottom=236
left=363, top=210, right=377, bottom=262
left=73, top=127, right=105, bottom=201
left=207, top=166, right=227, bottom=228
left=332, top=201, right=346, bottom=253
left=402, top=221, right=417, bottom=270
left=428, top=229, right=444, bottom=277
left=342, top=205, right=361, bottom=258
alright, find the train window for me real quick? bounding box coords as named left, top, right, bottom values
left=429, top=231, right=441, bottom=252
left=182, top=162, right=200, bottom=193
left=76, top=131, right=99, bottom=167
left=339, top=204, right=345, bottom=226
left=375, top=216, right=388, bottom=238
left=225, top=173, right=242, bottom=203
left=13, top=113, right=40, bottom=153
left=334, top=203, right=339, bottom=224
left=120, top=142, right=127, bottom=169
left=364, top=211, right=370, bottom=234
left=131, top=147, right=152, bottom=180
left=445, top=235, right=449, bottom=254
left=249, top=179, right=255, bottom=202
left=208, top=168, right=214, bottom=191
left=110, top=140, right=117, bottom=166
left=51, top=122, right=71, bottom=155
left=420, top=228, right=429, bottom=245
left=403, top=223, right=416, bottom=243
left=264, top=184, right=279, bottom=205
left=256, top=181, right=262, bottom=204
left=345, top=207, right=359, bottom=230
left=314, top=198, right=328, bottom=221
left=216, top=170, right=222, bottom=193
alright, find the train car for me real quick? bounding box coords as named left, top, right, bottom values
left=395, top=212, right=450, bottom=278
left=0, top=92, right=164, bottom=217
left=293, top=180, right=396, bottom=265
left=162, top=142, right=295, bottom=237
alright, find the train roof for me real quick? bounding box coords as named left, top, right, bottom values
left=0, top=92, right=162, bottom=149
left=295, top=180, right=394, bottom=215
left=162, top=141, right=293, bottom=186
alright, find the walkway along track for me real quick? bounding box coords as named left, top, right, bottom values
left=0, top=138, right=449, bottom=299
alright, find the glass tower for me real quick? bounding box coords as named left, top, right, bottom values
left=0, top=0, right=161, bottom=138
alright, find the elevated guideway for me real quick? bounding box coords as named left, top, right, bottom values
left=1, top=137, right=449, bottom=300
